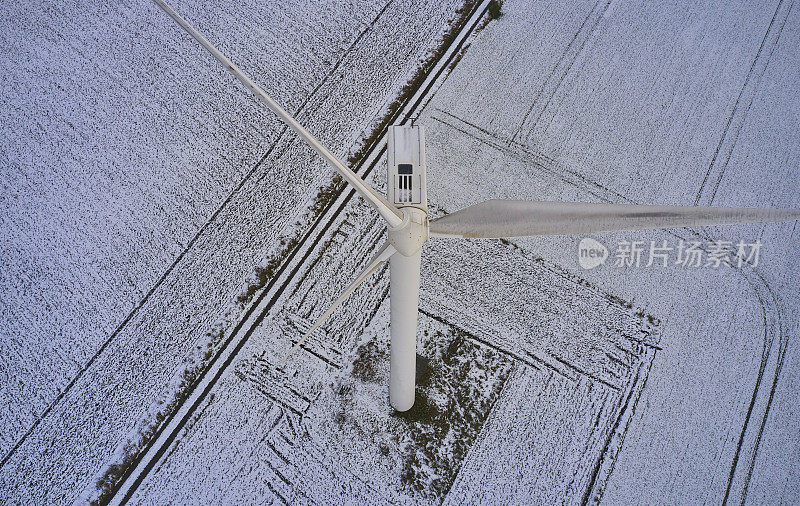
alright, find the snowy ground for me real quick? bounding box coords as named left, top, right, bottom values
left=2, top=0, right=799, bottom=504
left=0, top=0, right=469, bottom=502
left=421, top=0, right=800, bottom=503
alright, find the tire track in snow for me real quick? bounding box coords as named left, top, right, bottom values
left=431, top=109, right=631, bottom=204
left=678, top=1, right=794, bottom=499
left=723, top=267, right=788, bottom=505
left=582, top=355, right=655, bottom=505
left=509, top=0, right=612, bottom=146
left=694, top=0, right=793, bottom=207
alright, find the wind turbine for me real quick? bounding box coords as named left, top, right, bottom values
left=153, top=0, right=800, bottom=412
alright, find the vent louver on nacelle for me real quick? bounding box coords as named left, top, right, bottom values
left=397, top=174, right=414, bottom=202
left=387, top=124, right=427, bottom=210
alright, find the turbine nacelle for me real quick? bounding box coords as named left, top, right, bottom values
left=386, top=124, right=429, bottom=257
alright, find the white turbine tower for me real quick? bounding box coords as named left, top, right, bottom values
left=154, top=0, right=800, bottom=412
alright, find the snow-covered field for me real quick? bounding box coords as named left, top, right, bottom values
left=421, top=0, right=800, bottom=503
left=0, top=0, right=471, bottom=502
left=2, top=0, right=799, bottom=503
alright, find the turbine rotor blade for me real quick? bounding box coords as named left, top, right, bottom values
left=429, top=200, right=800, bottom=238
left=152, top=0, right=403, bottom=228
left=279, top=241, right=397, bottom=366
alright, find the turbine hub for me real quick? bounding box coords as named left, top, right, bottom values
left=388, top=207, right=428, bottom=256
